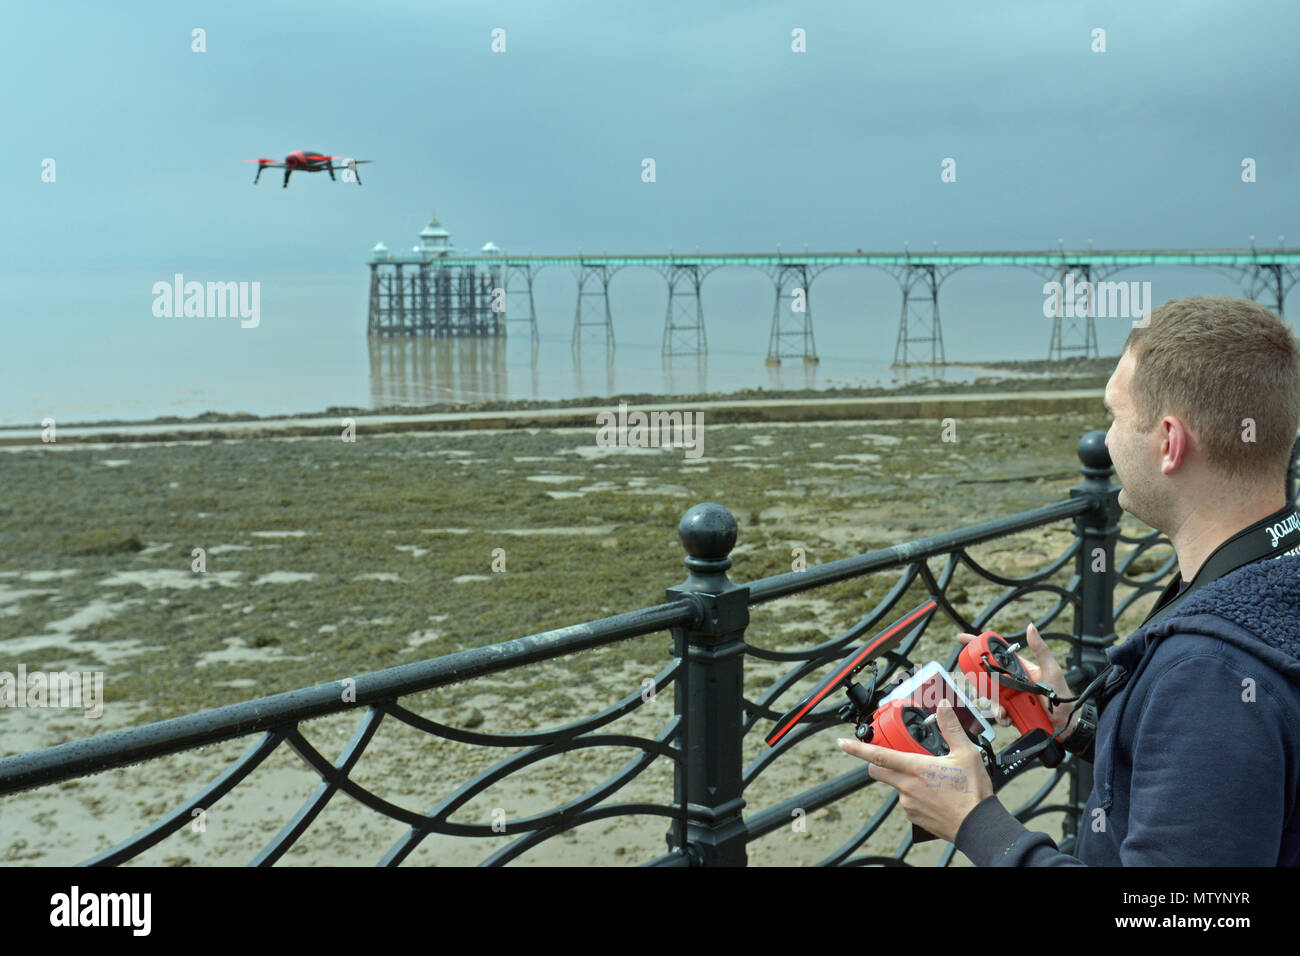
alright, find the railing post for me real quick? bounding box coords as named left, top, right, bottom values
left=665, top=502, right=750, bottom=866
left=1065, top=429, right=1121, bottom=852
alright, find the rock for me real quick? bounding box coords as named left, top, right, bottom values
left=67, top=530, right=145, bottom=556
left=463, top=707, right=485, bottom=729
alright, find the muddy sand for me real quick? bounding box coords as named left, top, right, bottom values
left=0, top=400, right=1170, bottom=866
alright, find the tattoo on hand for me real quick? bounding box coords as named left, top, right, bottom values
left=920, top=767, right=969, bottom=793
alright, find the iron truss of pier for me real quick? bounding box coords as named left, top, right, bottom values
left=366, top=215, right=1300, bottom=367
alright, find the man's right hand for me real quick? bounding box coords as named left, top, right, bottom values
left=957, top=622, right=1078, bottom=738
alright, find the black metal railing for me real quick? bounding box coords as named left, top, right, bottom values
left=2, top=430, right=1296, bottom=866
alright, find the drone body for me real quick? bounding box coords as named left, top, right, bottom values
left=242, top=150, right=373, bottom=187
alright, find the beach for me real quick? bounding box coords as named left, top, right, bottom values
left=0, top=386, right=1169, bottom=865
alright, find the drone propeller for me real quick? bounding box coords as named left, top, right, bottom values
left=765, top=598, right=939, bottom=748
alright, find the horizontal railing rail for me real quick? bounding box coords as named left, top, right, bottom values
left=747, top=497, right=1092, bottom=605
left=0, top=600, right=697, bottom=796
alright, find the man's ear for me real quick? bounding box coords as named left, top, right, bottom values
left=1160, top=416, right=1191, bottom=475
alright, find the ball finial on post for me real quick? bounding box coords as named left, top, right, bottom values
left=678, top=503, right=738, bottom=575
left=1077, top=429, right=1112, bottom=473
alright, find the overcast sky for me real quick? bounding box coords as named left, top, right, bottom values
left=2, top=0, right=1297, bottom=418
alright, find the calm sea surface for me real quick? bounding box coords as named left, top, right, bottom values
left=0, top=267, right=1068, bottom=427
left=3, top=326, right=1025, bottom=427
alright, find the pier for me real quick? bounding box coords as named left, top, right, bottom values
left=366, top=215, right=1300, bottom=368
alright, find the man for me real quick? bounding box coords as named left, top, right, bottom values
left=839, top=295, right=1300, bottom=865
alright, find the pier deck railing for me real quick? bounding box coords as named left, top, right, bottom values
left=2, top=430, right=1296, bottom=865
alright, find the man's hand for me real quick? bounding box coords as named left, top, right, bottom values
left=959, top=622, right=1077, bottom=737
left=837, top=700, right=995, bottom=843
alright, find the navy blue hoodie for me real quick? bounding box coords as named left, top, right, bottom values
left=954, top=553, right=1300, bottom=866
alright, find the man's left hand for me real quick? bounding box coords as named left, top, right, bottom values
left=837, top=700, right=995, bottom=843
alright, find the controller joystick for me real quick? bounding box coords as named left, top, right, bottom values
left=958, top=631, right=1056, bottom=737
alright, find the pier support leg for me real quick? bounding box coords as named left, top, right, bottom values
left=663, top=264, right=707, bottom=359
left=419, top=264, right=432, bottom=334
left=394, top=264, right=407, bottom=333
left=504, top=264, right=539, bottom=345
left=367, top=264, right=382, bottom=335
left=892, top=264, right=946, bottom=369
left=1247, top=263, right=1287, bottom=318
left=1046, top=264, right=1098, bottom=361
left=765, top=264, right=818, bottom=366
left=572, top=263, right=616, bottom=357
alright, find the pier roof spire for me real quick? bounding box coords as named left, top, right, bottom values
left=418, top=211, right=453, bottom=255
left=421, top=209, right=457, bottom=254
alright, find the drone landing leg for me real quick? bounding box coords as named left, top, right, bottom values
left=283, top=168, right=291, bottom=188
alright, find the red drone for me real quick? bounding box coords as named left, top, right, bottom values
left=242, top=149, right=373, bottom=187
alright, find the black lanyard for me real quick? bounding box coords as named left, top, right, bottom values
left=1139, top=502, right=1300, bottom=631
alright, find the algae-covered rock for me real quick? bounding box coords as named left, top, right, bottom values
left=66, top=529, right=146, bottom=556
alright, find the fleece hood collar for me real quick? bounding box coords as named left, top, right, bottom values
left=1110, top=553, right=1300, bottom=683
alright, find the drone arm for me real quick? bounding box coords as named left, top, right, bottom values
left=330, top=161, right=366, bottom=185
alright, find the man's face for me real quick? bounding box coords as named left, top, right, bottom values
left=1104, top=350, right=1163, bottom=526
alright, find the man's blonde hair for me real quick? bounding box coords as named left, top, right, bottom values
left=1123, top=296, right=1300, bottom=484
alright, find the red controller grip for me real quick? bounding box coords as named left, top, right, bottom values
left=958, top=631, right=1054, bottom=736
left=869, top=699, right=949, bottom=755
